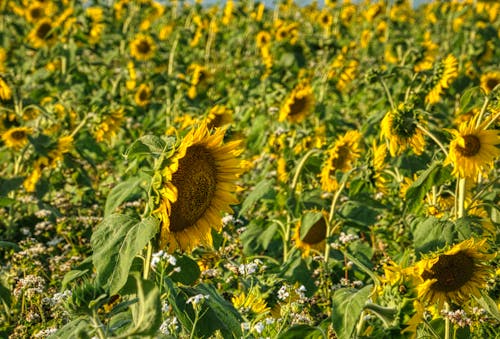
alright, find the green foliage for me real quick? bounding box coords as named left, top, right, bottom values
left=331, top=285, right=372, bottom=339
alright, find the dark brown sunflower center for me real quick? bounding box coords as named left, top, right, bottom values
left=11, top=130, right=27, bottom=140
left=321, top=15, right=330, bottom=25
left=456, top=135, right=480, bottom=157
left=137, top=40, right=151, bottom=54
left=302, top=218, right=327, bottom=244
left=139, top=88, right=149, bottom=101
left=30, top=7, right=43, bottom=19
left=392, top=112, right=417, bottom=139
left=421, top=252, right=474, bottom=292
left=207, top=115, right=223, bottom=129
left=331, top=145, right=349, bottom=169
left=37, top=22, right=52, bottom=40
left=289, top=96, right=308, bottom=116
left=486, top=78, right=499, bottom=92
left=169, top=145, right=217, bottom=232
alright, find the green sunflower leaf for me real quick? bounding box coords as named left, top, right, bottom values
left=300, top=211, right=324, bottom=240
left=104, top=176, right=146, bottom=217
left=127, top=272, right=162, bottom=337
left=331, top=285, right=372, bottom=339
left=47, top=317, right=91, bottom=339
left=278, top=324, right=323, bottom=339
left=170, top=255, right=201, bottom=285
left=239, top=179, right=274, bottom=216
left=91, top=214, right=159, bottom=294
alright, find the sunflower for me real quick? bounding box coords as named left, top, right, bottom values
left=94, top=108, right=125, bottom=142
left=425, top=54, right=458, bottom=105
left=1, top=127, right=32, bottom=149
left=444, top=120, right=500, bottom=179
left=293, top=210, right=328, bottom=257
left=370, top=141, right=388, bottom=195
left=130, top=34, right=156, bottom=61
left=187, top=63, right=210, bottom=99
left=206, top=105, right=233, bottom=129
left=255, top=31, right=271, bottom=49
left=232, top=286, right=270, bottom=315
left=28, top=18, right=57, bottom=48
left=24, top=1, right=53, bottom=23
left=408, top=238, right=495, bottom=308
left=0, top=77, right=12, bottom=101
left=134, top=83, right=151, bottom=107
left=153, top=123, right=242, bottom=253
left=380, top=103, right=425, bottom=157
left=320, top=130, right=362, bottom=192
left=318, top=10, right=333, bottom=29
left=279, top=82, right=315, bottom=123
left=480, top=71, right=500, bottom=94
left=23, top=157, right=49, bottom=192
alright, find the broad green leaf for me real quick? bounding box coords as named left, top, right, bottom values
left=0, top=241, right=21, bottom=251
left=0, top=197, right=15, bottom=207
left=0, top=283, right=11, bottom=308
left=170, top=255, right=201, bottom=285
left=104, top=176, right=144, bottom=216
left=91, top=214, right=159, bottom=294
left=405, top=163, right=452, bottom=214
left=331, top=285, right=372, bottom=339
left=241, top=219, right=280, bottom=255
left=411, top=217, right=456, bottom=257
left=300, top=211, right=324, bottom=240
left=124, top=135, right=171, bottom=160
left=48, top=318, right=91, bottom=339
left=477, top=290, right=500, bottom=321
left=281, top=251, right=317, bottom=294
left=61, top=269, right=89, bottom=290
left=0, top=177, right=24, bottom=196
left=338, top=195, right=383, bottom=229
left=278, top=324, right=322, bottom=339
left=184, top=283, right=243, bottom=338
left=128, top=273, right=162, bottom=337
left=239, top=179, right=274, bottom=216
left=459, top=86, right=481, bottom=114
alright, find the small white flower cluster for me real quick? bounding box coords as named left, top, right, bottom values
left=295, top=285, right=307, bottom=300
left=159, top=316, right=178, bottom=335
left=42, top=290, right=72, bottom=307
left=222, top=214, right=235, bottom=226
left=34, top=209, right=52, bottom=218
left=13, top=275, right=45, bottom=298
left=277, top=285, right=289, bottom=301
left=332, top=278, right=364, bottom=290
left=33, top=327, right=58, bottom=338
left=151, top=250, right=178, bottom=270
left=441, top=309, right=472, bottom=328
left=238, top=259, right=263, bottom=275
left=331, top=232, right=359, bottom=249
left=186, top=294, right=210, bottom=305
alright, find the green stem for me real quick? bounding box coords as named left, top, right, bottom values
left=379, top=77, right=396, bottom=111
left=483, top=109, right=500, bottom=130
left=291, top=148, right=320, bottom=193
left=457, top=177, right=466, bottom=218
left=143, top=241, right=153, bottom=280
left=444, top=302, right=451, bottom=339
left=416, top=123, right=448, bottom=156
left=475, top=96, right=490, bottom=128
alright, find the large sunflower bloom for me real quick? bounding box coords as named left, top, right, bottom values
left=408, top=238, right=495, bottom=308
left=444, top=120, right=500, bottom=179
left=28, top=18, right=57, bottom=48
left=320, top=130, right=361, bottom=192
left=293, top=210, right=328, bottom=257
left=480, top=71, right=500, bottom=94
left=130, top=34, right=156, bottom=61
left=1, top=127, right=32, bottom=149
left=279, top=82, right=315, bottom=123
left=154, top=123, right=242, bottom=253
left=380, top=103, right=425, bottom=157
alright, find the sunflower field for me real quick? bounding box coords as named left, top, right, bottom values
left=1, top=0, right=500, bottom=338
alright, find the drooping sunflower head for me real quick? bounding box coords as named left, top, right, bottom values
left=380, top=103, right=425, bottom=157
left=444, top=120, right=500, bottom=179
left=153, top=123, right=242, bottom=253
left=1, top=126, right=32, bottom=150
left=130, top=34, right=156, bottom=61
left=410, top=238, right=495, bottom=308
left=134, top=83, right=151, bottom=107
left=206, top=105, right=233, bottom=129
left=480, top=71, right=500, bottom=94
left=28, top=18, right=57, bottom=48
left=279, top=82, right=315, bottom=123
left=293, top=210, right=328, bottom=257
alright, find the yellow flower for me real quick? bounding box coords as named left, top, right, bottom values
left=86, top=6, right=104, bottom=22
left=1, top=127, right=32, bottom=149
left=28, top=18, right=57, bottom=48
left=480, top=71, right=500, bottom=94
left=279, top=82, right=315, bottom=123
left=154, top=123, right=242, bottom=253
left=232, top=286, right=270, bottom=315
left=0, top=77, right=12, bottom=101
left=134, top=83, right=151, bottom=107
left=94, top=108, right=125, bottom=142
left=48, top=135, right=73, bottom=164
left=23, top=157, right=49, bottom=192
left=444, top=120, right=500, bottom=180
left=293, top=210, right=328, bottom=257
left=222, top=0, right=233, bottom=25
left=24, top=1, right=53, bottom=23
left=130, top=34, right=156, bottom=61
left=409, top=238, right=495, bottom=308
left=187, top=64, right=210, bottom=99
left=256, top=31, right=271, bottom=49
left=206, top=105, right=233, bottom=129
left=370, top=142, right=388, bottom=195
left=320, top=130, right=362, bottom=192
left=425, top=54, right=458, bottom=105
left=380, top=103, right=425, bottom=157
left=318, top=10, right=333, bottom=30
left=159, top=24, right=174, bottom=40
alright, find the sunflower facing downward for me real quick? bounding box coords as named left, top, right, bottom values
left=320, top=130, right=361, bottom=192
left=408, top=238, right=495, bottom=308
left=279, top=82, right=315, bottom=123
left=380, top=103, right=425, bottom=157
left=293, top=210, right=328, bottom=257
left=154, top=123, right=242, bottom=253
left=444, top=120, right=500, bottom=179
